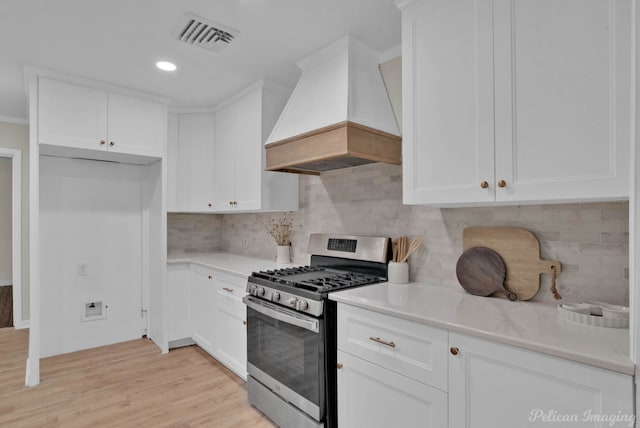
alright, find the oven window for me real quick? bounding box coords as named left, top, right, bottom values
left=247, top=306, right=322, bottom=407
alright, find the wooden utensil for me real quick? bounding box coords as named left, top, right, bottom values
left=456, top=247, right=517, bottom=301
left=400, top=237, right=423, bottom=263
left=463, top=227, right=562, bottom=301
left=392, top=239, right=398, bottom=262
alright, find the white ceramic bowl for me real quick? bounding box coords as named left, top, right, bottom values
left=581, top=301, right=607, bottom=316
left=560, top=302, right=592, bottom=315
left=601, top=304, right=629, bottom=320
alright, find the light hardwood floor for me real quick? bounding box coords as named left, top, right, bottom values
left=0, top=328, right=275, bottom=427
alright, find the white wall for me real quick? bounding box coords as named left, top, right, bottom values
left=0, top=158, right=11, bottom=284
left=379, top=56, right=402, bottom=129
left=39, top=156, right=144, bottom=357
left=0, top=121, right=29, bottom=320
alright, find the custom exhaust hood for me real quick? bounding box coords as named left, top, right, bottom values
left=265, top=36, right=401, bottom=175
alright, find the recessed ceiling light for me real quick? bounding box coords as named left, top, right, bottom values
left=156, top=61, right=177, bottom=72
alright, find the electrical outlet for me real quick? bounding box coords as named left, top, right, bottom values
left=78, top=263, right=89, bottom=276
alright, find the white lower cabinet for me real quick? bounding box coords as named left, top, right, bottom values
left=336, top=303, right=449, bottom=427
left=189, top=264, right=217, bottom=356
left=167, top=263, right=191, bottom=343
left=214, top=272, right=248, bottom=380
left=336, top=304, right=634, bottom=428
left=337, top=350, right=448, bottom=428
left=167, top=263, right=248, bottom=380
left=448, top=333, right=634, bottom=428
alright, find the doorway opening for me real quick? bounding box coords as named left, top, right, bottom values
left=0, top=149, right=21, bottom=329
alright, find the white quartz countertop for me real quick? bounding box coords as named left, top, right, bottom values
left=329, top=282, right=634, bottom=375
left=168, top=252, right=295, bottom=277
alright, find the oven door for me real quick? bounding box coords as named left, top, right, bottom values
left=244, top=295, right=325, bottom=421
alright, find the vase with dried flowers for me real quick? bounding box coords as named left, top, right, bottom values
left=263, top=212, right=296, bottom=264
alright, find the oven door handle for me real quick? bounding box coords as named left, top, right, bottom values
left=244, top=296, right=319, bottom=333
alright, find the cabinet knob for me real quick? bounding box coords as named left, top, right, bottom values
left=336, top=363, right=343, bottom=369
left=498, top=180, right=507, bottom=188
left=109, top=141, right=115, bottom=146
left=208, top=203, right=212, bottom=207
left=99, top=140, right=106, bottom=146
left=450, top=347, right=459, bottom=356
left=243, top=320, right=247, bottom=326
left=229, top=201, right=233, bottom=206
left=480, top=181, right=489, bottom=189
left=234, top=201, right=238, bottom=206
left=208, top=275, right=212, bottom=280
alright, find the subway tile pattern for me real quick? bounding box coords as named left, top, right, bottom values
left=169, top=163, right=629, bottom=305
left=168, top=213, right=222, bottom=254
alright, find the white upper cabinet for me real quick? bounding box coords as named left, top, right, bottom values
left=37, top=77, right=167, bottom=160
left=38, top=78, right=109, bottom=150
left=399, top=0, right=633, bottom=206
left=177, top=114, right=216, bottom=212
left=106, top=92, right=166, bottom=157
left=212, top=80, right=299, bottom=213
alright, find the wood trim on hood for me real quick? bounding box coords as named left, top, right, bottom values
left=265, top=121, right=401, bottom=175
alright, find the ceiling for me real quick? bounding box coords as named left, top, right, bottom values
left=0, top=0, right=401, bottom=121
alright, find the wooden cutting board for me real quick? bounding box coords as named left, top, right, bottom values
left=456, top=247, right=517, bottom=301
left=462, top=227, right=561, bottom=301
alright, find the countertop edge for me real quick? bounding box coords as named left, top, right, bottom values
left=168, top=257, right=250, bottom=277
left=329, top=292, right=635, bottom=376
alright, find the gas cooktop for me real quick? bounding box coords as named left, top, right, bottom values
left=251, top=266, right=383, bottom=293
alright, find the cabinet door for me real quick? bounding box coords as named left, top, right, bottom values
left=38, top=78, right=108, bottom=150
left=212, top=104, right=237, bottom=211
left=493, top=0, right=632, bottom=202
left=232, top=90, right=262, bottom=210
left=401, top=0, right=495, bottom=206
left=167, top=263, right=191, bottom=343
left=107, top=92, right=166, bottom=157
left=214, top=275, right=247, bottom=380
left=166, top=113, right=180, bottom=212
left=337, top=350, right=448, bottom=428
left=177, top=114, right=215, bottom=211
left=448, top=333, right=634, bottom=428
left=189, top=265, right=217, bottom=356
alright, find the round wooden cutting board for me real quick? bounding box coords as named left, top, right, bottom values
left=456, top=247, right=518, bottom=301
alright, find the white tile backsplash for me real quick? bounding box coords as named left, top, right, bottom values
left=168, top=163, right=629, bottom=305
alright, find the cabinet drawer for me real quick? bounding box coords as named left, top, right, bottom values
left=338, top=304, right=448, bottom=391
left=214, top=271, right=247, bottom=302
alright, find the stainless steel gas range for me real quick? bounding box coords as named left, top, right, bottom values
left=243, top=234, right=391, bottom=428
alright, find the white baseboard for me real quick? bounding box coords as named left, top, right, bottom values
left=14, top=320, right=29, bottom=329
left=0, top=280, right=12, bottom=286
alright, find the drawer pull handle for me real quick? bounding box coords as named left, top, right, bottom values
left=336, top=363, right=343, bottom=369
left=369, top=337, right=396, bottom=348
left=450, top=347, right=459, bottom=356
left=223, top=287, right=234, bottom=293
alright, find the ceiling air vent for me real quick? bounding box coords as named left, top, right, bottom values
left=175, top=13, right=239, bottom=53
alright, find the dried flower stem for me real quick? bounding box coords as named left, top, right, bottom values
left=262, top=212, right=296, bottom=246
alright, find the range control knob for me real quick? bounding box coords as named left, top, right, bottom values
left=296, top=300, right=309, bottom=311
left=257, top=287, right=265, bottom=296
left=287, top=297, right=298, bottom=307
left=248, top=285, right=256, bottom=295
left=271, top=292, right=281, bottom=302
